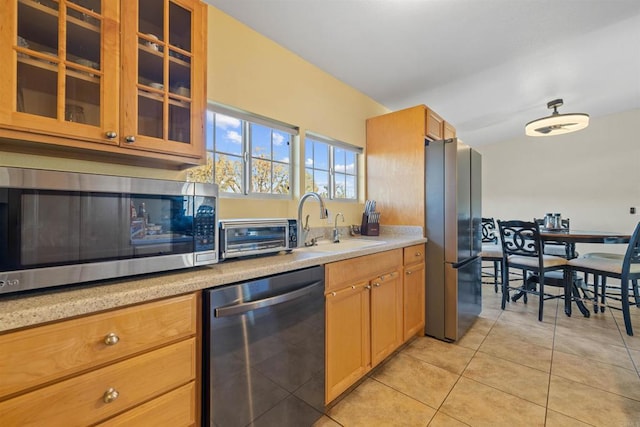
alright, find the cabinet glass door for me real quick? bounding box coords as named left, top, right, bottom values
left=13, top=0, right=115, bottom=138
left=137, top=0, right=192, bottom=144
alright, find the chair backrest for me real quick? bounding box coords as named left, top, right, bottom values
left=623, top=221, right=640, bottom=277
left=497, top=220, right=543, bottom=258
left=482, top=217, right=498, bottom=244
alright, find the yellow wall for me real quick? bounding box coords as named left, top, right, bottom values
left=0, top=5, right=389, bottom=228
left=206, top=6, right=389, bottom=224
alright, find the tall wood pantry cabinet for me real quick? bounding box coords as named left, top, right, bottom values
left=366, top=104, right=456, bottom=228
left=0, top=0, right=207, bottom=167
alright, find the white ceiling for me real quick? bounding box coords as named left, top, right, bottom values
left=205, top=0, right=640, bottom=146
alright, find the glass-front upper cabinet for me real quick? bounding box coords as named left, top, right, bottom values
left=1, top=0, right=119, bottom=142
left=121, top=0, right=205, bottom=159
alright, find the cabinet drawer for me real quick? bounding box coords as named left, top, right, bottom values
left=0, top=338, right=196, bottom=426
left=325, top=249, right=402, bottom=293
left=0, top=293, right=197, bottom=398
left=97, top=381, right=196, bottom=427
left=403, top=244, right=425, bottom=265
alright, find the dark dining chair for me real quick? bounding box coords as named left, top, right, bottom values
left=481, top=217, right=502, bottom=293
left=567, top=221, right=640, bottom=336
left=497, top=220, right=570, bottom=322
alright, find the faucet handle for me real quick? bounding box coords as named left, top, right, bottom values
left=304, top=214, right=311, bottom=231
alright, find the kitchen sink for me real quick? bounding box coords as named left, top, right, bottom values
left=298, top=238, right=387, bottom=253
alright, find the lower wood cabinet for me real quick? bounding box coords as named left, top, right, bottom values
left=403, top=244, right=426, bottom=341
left=325, top=249, right=403, bottom=403
left=0, top=293, right=199, bottom=426
left=325, top=281, right=371, bottom=403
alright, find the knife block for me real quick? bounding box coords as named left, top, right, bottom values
left=360, top=213, right=379, bottom=236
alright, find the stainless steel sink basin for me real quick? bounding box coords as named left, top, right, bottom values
left=298, top=239, right=387, bottom=253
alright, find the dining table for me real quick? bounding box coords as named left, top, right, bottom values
left=539, top=228, right=632, bottom=317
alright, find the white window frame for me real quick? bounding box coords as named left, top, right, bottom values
left=205, top=103, right=298, bottom=199
left=304, top=132, right=362, bottom=201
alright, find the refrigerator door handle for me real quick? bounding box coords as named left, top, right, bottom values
left=450, top=255, right=480, bottom=269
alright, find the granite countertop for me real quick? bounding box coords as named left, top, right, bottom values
left=0, top=226, right=426, bottom=333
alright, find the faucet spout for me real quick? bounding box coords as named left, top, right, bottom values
left=297, top=192, right=328, bottom=246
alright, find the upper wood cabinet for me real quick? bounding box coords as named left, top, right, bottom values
left=425, top=107, right=444, bottom=140
left=444, top=120, right=456, bottom=139
left=366, top=104, right=454, bottom=228
left=0, top=0, right=206, bottom=167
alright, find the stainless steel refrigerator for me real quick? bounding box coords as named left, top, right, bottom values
left=424, top=137, right=482, bottom=342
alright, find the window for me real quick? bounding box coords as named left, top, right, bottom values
left=189, top=104, right=297, bottom=197
left=305, top=133, right=361, bottom=201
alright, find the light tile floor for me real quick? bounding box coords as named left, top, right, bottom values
left=318, top=283, right=640, bottom=426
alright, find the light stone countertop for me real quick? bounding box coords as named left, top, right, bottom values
left=0, top=226, right=426, bottom=333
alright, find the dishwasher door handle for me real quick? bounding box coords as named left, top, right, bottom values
left=214, top=280, right=323, bottom=318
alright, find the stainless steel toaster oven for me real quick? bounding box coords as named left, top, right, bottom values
left=219, top=218, right=298, bottom=259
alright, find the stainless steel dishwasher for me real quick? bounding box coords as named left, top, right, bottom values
left=203, top=266, right=325, bottom=427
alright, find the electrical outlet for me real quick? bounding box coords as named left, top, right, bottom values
left=631, top=207, right=636, bottom=215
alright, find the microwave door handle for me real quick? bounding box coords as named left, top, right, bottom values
left=214, top=280, right=323, bottom=318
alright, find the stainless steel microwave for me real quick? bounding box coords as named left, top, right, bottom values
left=0, top=167, right=218, bottom=295
left=219, top=218, right=297, bottom=260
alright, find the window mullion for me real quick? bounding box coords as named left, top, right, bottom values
left=329, top=147, right=335, bottom=200
left=243, top=121, right=250, bottom=195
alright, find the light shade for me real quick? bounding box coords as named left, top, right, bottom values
left=525, top=99, right=589, bottom=137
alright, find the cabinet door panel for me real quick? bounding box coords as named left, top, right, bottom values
left=325, top=283, right=370, bottom=403
left=425, top=107, right=444, bottom=140
left=370, top=271, right=403, bottom=367
left=121, top=0, right=205, bottom=159
left=1, top=0, right=119, bottom=142
left=403, top=262, right=426, bottom=341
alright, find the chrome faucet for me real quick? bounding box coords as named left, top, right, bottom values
left=333, top=212, right=344, bottom=243
left=297, top=192, right=328, bottom=246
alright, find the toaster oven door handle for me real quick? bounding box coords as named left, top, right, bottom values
left=214, top=280, right=323, bottom=318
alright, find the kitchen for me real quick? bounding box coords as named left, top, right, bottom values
left=1, top=1, right=640, bottom=426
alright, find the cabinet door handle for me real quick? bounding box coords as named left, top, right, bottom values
left=125, top=135, right=136, bottom=143
left=373, top=282, right=381, bottom=287
left=331, top=291, right=336, bottom=297
left=365, top=284, right=371, bottom=290
left=105, top=131, right=117, bottom=139
left=415, top=251, right=422, bottom=257
left=406, top=270, right=413, bottom=275
left=104, top=332, right=120, bottom=346
left=103, top=387, right=119, bottom=403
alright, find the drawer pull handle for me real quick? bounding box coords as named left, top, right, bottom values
left=374, top=282, right=381, bottom=287
left=104, top=333, right=120, bottom=346
left=103, top=387, right=119, bottom=403
left=406, top=270, right=413, bottom=275
left=365, top=284, right=371, bottom=290
left=415, top=251, right=422, bottom=256
left=331, top=292, right=337, bottom=297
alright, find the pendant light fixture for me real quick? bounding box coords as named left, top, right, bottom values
left=525, top=99, right=589, bottom=137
